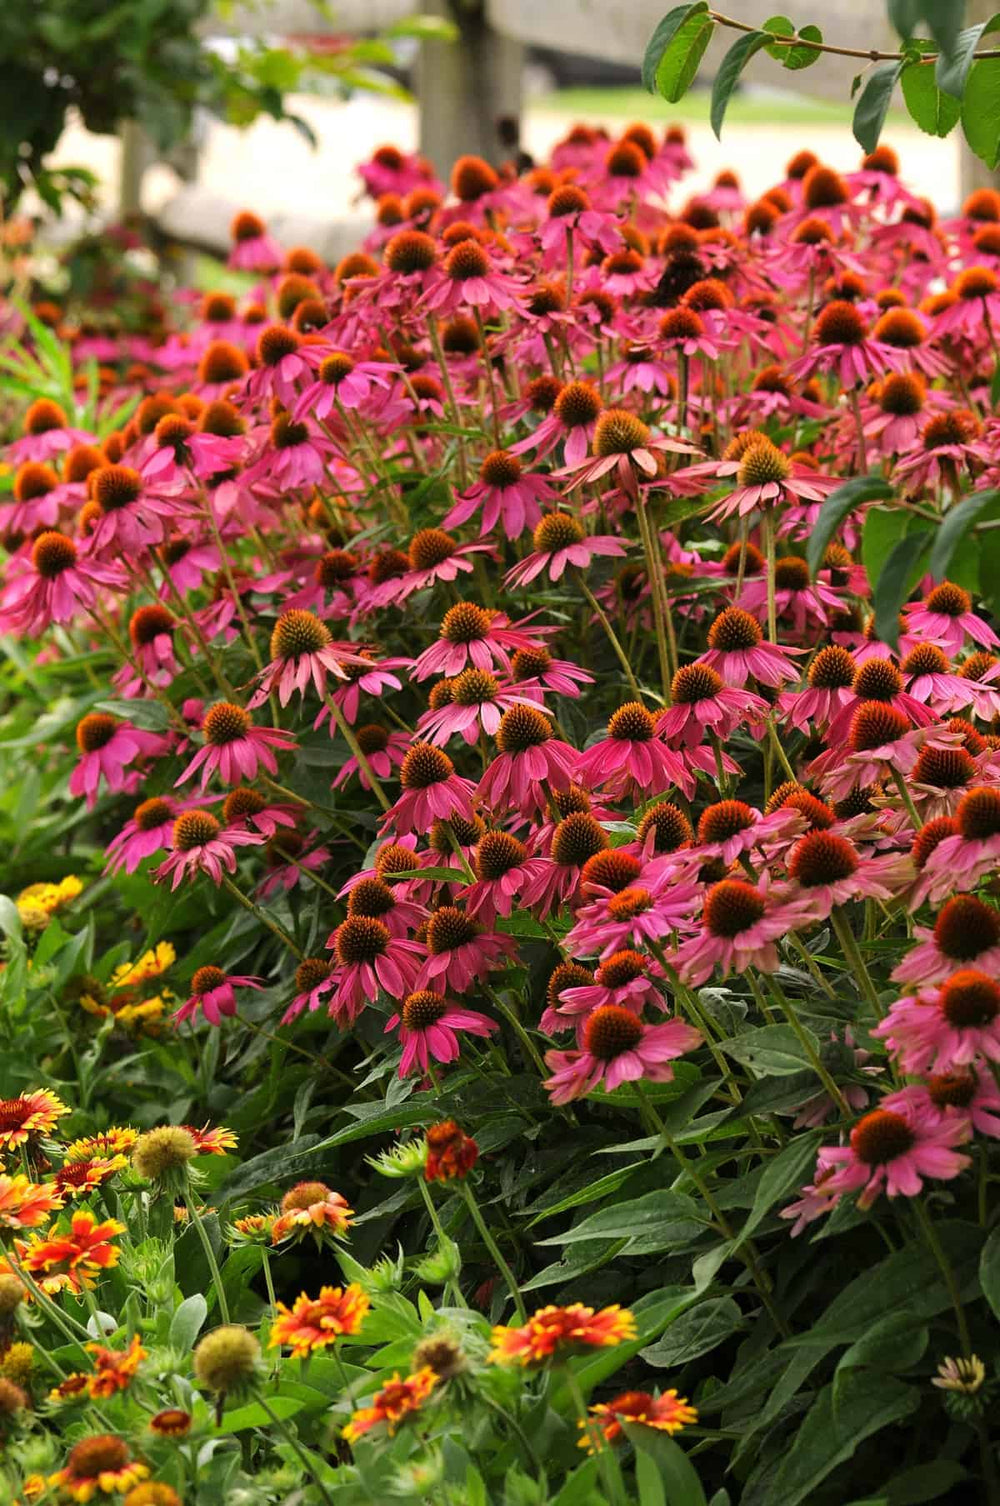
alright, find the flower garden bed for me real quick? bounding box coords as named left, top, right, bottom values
left=0, top=126, right=999, bottom=1503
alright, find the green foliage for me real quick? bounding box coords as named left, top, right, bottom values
left=643, top=0, right=1000, bottom=169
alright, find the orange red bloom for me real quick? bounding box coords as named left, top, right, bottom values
left=270, top=1181, right=353, bottom=1244
left=49, top=1434, right=148, bottom=1501
left=185, top=1122, right=238, bottom=1155
left=21, top=1210, right=125, bottom=1293
left=52, top=1156, right=124, bottom=1198
left=582, top=1388, right=698, bottom=1448
left=0, top=1173, right=64, bottom=1229
left=86, top=1334, right=146, bottom=1397
left=424, top=1120, right=479, bottom=1182
left=489, top=1303, right=636, bottom=1367
left=342, top=1366, right=438, bottom=1444
left=0, top=1088, right=68, bottom=1150
left=64, top=1128, right=138, bottom=1162
left=269, top=1283, right=370, bottom=1357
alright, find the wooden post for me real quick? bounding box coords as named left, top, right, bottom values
left=417, top=0, right=524, bottom=178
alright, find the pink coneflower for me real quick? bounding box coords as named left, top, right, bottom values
left=228, top=210, right=283, bottom=272
left=871, top=308, right=950, bottom=379
left=248, top=610, right=363, bottom=708
left=875, top=955, right=1000, bottom=1065
left=543, top=1006, right=701, bottom=1104
left=340, top=874, right=427, bottom=939
left=418, top=669, right=535, bottom=746
left=656, top=305, right=720, bottom=360
left=539, top=183, right=620, bottom=260
left=785, top=830, right=912, bottom=918
left=705, top=439, right=839, bottom=524
left=242, top=413, right=333, bottom=492
left=893, top=410, right=991, bottom=491
left=557, top=408, right=695, bottom=498
left=914, top=786, right=1000, bottom=897
left=177, top=703, right=296, bottom=791
left=893, top=893, right=1000, bottom=985
left=810, top=702, right=942, bottom=801
left=509, top=380, right=603, bottom=468
left=676, top=879, right=813, bottom=985
left=88, top=464, right=186, bottom=556
left=69, top=714, right=166, bottom=810
left=785, top=1103, right=970, bottom=1228
left=699, top=607, right=802, bottom=687
left=541, top=949, right=664, bottom=1036
left=104, top=793, right=210, bottom=875
left=787, top=299, right=906, bottom=388
left=293, top=352, right=395, bottom=421
left=504, top=512, right=626, bottom=588
left=520, top=811, right=610, bottom=918
left=907, top=742, right=981, bottom=821
left=566, top=865, right=702, bottom=959
left=113, top=604, right=180, bottom=697
left=884, top=1071, right=1000, bottom=1139
left=281, top=956, right=337, bottom=1025
left=778, top=644, right=858, bottom=733
left=411, top=603, right=538, bottom=680
left=220, top=786, right=298, bottom=839
left=370, top=528, right=492, bottom=607
left=175, top=967, right=263, bottom=1027
left=245, top=326, right=322, bottom=407
left=693, top=799, right=804, bottom=866
left=900, top=643, right=972, bottom=710
left=332, top=723, right=410, bottom=791
left=257, top=829, right=333, bottom=900
left=576, top=702, right=692, bottom=799
left=0, top=531, right=123, bottom=636
left=824, top=657, right=939, bottom=743
left=327, top=916, right=425, bottom=1024
left=464, top=830, right=539, bottom=922
left=7, top=399, right=93, bottom=465
left=931, top=264, right=1000, bottom=339
left=154, top=810, right=262, bottom=890
left=382, top=742, right=476, bottom=835
left=386, top=990, right=497, bottom=1078
left=904, top=580, right=999, bottom=654
left=319, top=652, right=409, bottom=727
left=738, top=554, right=843, bottom=635
left=509, top=644, right=593, bottom=701
left=421, top=240, right=525, bottom=316
left=604, top=341, right=676, bottom=398
left=477, top=705, right=577, bottom=815
left=414, top=906, right=516, bottom=992
left=445, top=450, right=557, bottom=540
left=659, top=665, right=768, bottom=750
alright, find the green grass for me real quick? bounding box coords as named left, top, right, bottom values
left=535, top=84, right=910, bottom=129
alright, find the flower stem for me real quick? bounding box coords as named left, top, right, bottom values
left=255, top=1389, right=335, bottom=1506
left=184, top=1192, right=230, bottom=1323
left=889, top=765, right=922, bottom=831
left=829, top=906, right=883, bottom=1017
left=220, top=873, right=303, bottom=959
left=459, top=1179, right=527, bottom=1322
left=761, top=506, right=778, bottom=645
left=575, top=569, right=643, bottom=701
left=756, top=972, right=851, bottom=1118
left=418, top=1177, right=467, bottom=1309
left=325, top=696, right=392, bottom=812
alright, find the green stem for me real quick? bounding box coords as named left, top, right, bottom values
left=761, top=506, right=778, bottom=645
left=255, top=1389, right=335, bottom=1506
left=485, top=983, right=549, bottom=1080
left=460, top=1178, right=526, bottom=1322
left=418, top=1178, right=467, bottom=1310
left=576, top=570, right=643, bottom=701
left=829, top=907, right=883, bottom=1017
left=184, top=1192, right=231, bottom=1323
left=563, top=1364, right=624, bottom=1502
left=325, top=696, right=392, bottom=812
left=889, top=765, right=922, bottom=832
left=220, top=873, right=303, bottom=959
left=756, top=972, right=850, bottom=1118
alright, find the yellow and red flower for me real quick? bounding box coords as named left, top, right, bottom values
left=64, top=1128, right=138, bottom=1162
left=21, top=1210, right=125, bottom=1293
left=49, top=1372, right=90, bottom=1403
left=270, top=1181, right=353, bottom=1245
left=86, top=1334, right=146, bottom=1398
left=52, top=1156, right=124, bottom=1198
left=269, top=1283, right=370, bottom=1357
left=342, top=1366, right=438, bottom=1444
left=0, top=1088, right=68, bottom=1151
left=582, top=1388, right=698, bottom=1448
left=148, top=1408, right=192, bottom=1437
left=110, top=942, right=176, bottom=988
left=489, top=1303, right=636, bottom=1367
left=0, top=1173, right=64, bottom=1229
left=49, top=1434, right=149, bottom=1501
left=424, top=1120, right=479, bottom=1182
left=185, top=1122, right=238, bottom=1156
